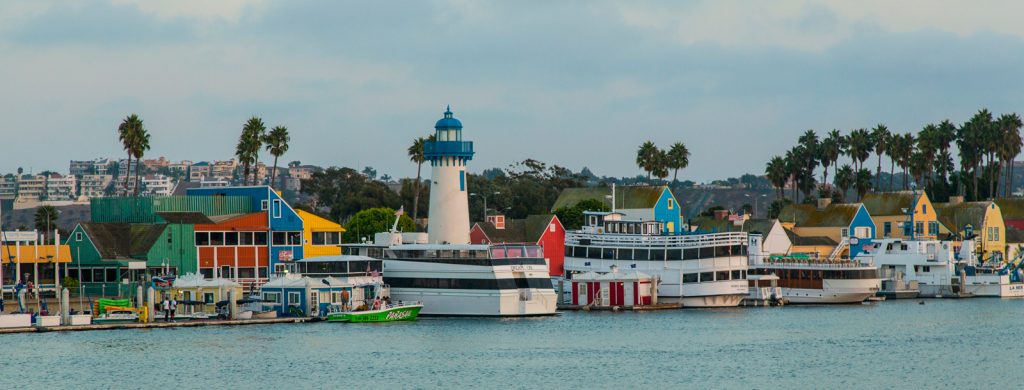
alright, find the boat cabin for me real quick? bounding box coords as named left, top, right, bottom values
left=582, top=211, right=664, bottom=236
left=259, top=274, right=382, bottom=317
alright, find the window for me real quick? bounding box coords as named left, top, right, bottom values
left=287, top=231, right=301, bottom=245
left=225, top=232, right=239, bottom=246
left=312, top=232, right=342, bottom=245
left=76, top=232, right=83, bottom=241
left=716, top=271, right=730, bottom=281
left=854, top=227, right=871, bottom=239
left=288, top=292, right=301, bottom=305
left=915, top=222, right=924, bottom=235
left=883, top=222, right=891, bottom=236
left=106, top=269, right=118, bottom=282
left=667, top=198, right=675, bottom=210
left=240, top=232, right=254, bottom=246
left=204, top=293, right=215, bottom=304
left=273, top=232, right=286, bottom=246
left=699, top=272, right=714, bottom=282
left=928, top=222, right=938, bottom=235
left=731, top=270, right=741, bottom=280
left=549, top=223, right=556, bottom=233
left=459, top=170, right=466, bottom=192
left=261, top=200, right=269, bottom=210
left=254, top=232, right=268, bottom=246
left=263, top=292, right=281, bottom=303
left=195, top=232, right=210, bottom=246
left=840, top=228, right=849, bottom=238
left=210, top=232, right=224, bottom=246
left=273, top=199, right=282, bottom=218
left=683, top=273, right=698, bottom=283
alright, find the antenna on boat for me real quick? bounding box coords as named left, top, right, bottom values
left=390, top=206, right=405, bottom=234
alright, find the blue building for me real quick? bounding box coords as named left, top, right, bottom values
left=259, top=274, right=379, bottom=317
left=551, top=185, right=683, bottom=234
left=779, top=202, right=876, bottom=257
left=187, top=186, right=304, bottom=272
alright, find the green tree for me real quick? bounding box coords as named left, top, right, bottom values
left=301, top=167, right=404, bottom=221
left=820, top=130, right=842, bottom=187
left=407, top=136, right=430, bottom=221
left=34, top=205, right=60, bottom=243
left=765, top=156, right=788, bottom=200
left=117, top=114, right=145, bottom=195
left=847, top=128, right=872, bottom=172
left=237, top=116, right=266, bottom=185
left=342, top=207, right=416, bottom=243
left=665, top=142, right=690, bottom=183
left=997, top=113, right=1023, bottom=197
left=636, top=141, right=659, bottom=181
left=854, top=168, right=873, bottom=201
left=554, top=198, right=611, bottom=230
left=264, top=125, right=290, bottom=190
left=834, top=164, right=854, bottom=200
left=870, top=124, right=890, bottom=190
left=130, top=124, right=151, bottom=196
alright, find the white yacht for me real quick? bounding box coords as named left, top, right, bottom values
left=340, top=107, right=557, bottom=316
left=856, top=237, right=1024, bottom=298
left=746, top=236, right=880, bottom=304
left=563, top=211, right=747, bottom=307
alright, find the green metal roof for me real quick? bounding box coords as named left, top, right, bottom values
left=91, top=196, right=253, bottom=223
left=995, top=198, right=1024, bottom=220
left=933, top=201, right=993, bottom=233
left=551, top=186, right=667, bottom=211
left=692, top=217, right=776, bottom=234
left=861, top=191, right=920, bottom=216
left=779, top=203, right=862, bottom=228
left=80, top=222, right=168, bottom=260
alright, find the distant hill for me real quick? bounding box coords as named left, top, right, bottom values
left=1, top=204, right=90, bottom=234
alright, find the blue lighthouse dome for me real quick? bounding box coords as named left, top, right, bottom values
left=434, top=105, right=463, bottom=129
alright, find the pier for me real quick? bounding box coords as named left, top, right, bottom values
left=0, top=317, right=312, bottom=334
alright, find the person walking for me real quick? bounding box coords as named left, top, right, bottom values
left=170, top=296, right=178, bottom=321
left=162, top=296, right=171, bottom=321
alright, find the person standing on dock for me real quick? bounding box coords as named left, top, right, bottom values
left=170, top=297, right=178, bottom=321
left=162, top=296, right=171, bottom=321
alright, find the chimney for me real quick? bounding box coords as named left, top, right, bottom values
left=713, top=209, right=730, bottom=220
left=817, top=198, right=832, bottom=210
left=948, top=196, right=964, bottom=205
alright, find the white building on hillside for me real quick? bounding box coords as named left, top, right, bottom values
left=141, top=174, right=174, bottom=196
left=80, top=174, right=113, bottom=198
left=45, top=174, right=77, bottom=201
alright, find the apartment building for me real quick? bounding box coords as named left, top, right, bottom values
left=141, top=174, right=174, bottom=196
left=45, top=174, right=78, bottom=201
left=80, top=174, right=113, bottom=198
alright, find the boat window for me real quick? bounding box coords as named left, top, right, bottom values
left=439, top=250, right=454, bottom=259
left=616, top=249, right=632, bottom=260
left=525, top=246, right=541, bottom=258
left=649, top=249, right=663, bottom=261
left=633, top=249, right=649, bottom=261
left=603, top=248, right=616, bottom=259
left=741, top=270, right=747, bottom=279
left=683, top=248, right=699, bottom=260
left=587, top=247, right=601, bottom=259
left=565, top=246, right=574, bottom=257
left=666, top=249, right=681, bottom=260
left=699, top=272, right=714, bottom=282
left=683, top=273, right=698, bottom=283
left=731, top=270, right=741, bottom=280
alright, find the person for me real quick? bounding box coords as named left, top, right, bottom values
left=372, top=297, right=381, bottom=310
left=162, top=296, right=171, bottom=321
left=26, top=281, right=34, bottom=299
left=340, top=290, right=350, bottom=311
left=170, top=297, right=178, bottom=321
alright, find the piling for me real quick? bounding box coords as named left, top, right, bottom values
left=146, top=287, right=155, bottom=323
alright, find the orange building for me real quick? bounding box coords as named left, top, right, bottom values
left=194, top=212, right=270, bottom=284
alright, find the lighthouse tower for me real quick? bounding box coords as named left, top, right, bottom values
left=425, top=106, right=474, bottom=244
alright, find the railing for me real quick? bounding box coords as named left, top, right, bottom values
left=758, top=258, right=874, bottom=269
left=566, top=231, right=747, bottom=249
left=424, top=141, right=474, bottom=157
left=826, top=239, right=848, bottom=262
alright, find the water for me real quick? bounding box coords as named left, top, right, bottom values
left=2, top=299, right=1022, bottom=389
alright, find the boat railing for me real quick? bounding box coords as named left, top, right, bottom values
left=759, top=258, right=874, bottom=269
left=566, top=231, right=747, bottom=248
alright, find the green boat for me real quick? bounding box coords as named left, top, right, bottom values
left=326, top=302, right=423, bottom=323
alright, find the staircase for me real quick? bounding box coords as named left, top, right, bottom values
left=827, top=239, right=849, bottom=261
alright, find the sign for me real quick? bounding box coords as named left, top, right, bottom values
left=0, top=231, right=38, bottom=242
left=128, top=261, right=146, bottom=270
left=278, top=250, right=293, bottom=261
left=850, top=237, right=860, bottom=245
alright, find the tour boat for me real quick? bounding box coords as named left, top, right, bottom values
left=327, top=301, right=423, bottom=323
left=746, top=258, right=880, bottom=304
left=563, top=211, right=748, bottom=307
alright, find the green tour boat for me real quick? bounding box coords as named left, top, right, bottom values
left=326, top=302, right=423, bottom=323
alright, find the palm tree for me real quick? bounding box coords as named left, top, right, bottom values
left=408, top=136, right=428, bottom=220
left=130, top=126, right=151, bottom=196
left=820, top=130, right=842, bottom=188
left=34, top=205, right=59, bottom=243
left=652, top=149, right=670, bottom=183
left=917, top=124, right=939, bottom=191
left=235, top=134, right=255, bottom=185
left=766, top=156, right=788, bottom=200
left=244, top=117, right=266, bottom=185
left=898, top=133, right=916, bottom=190
left=997, top=113, right=1023, bottom=197
left=117, top=114, right=144, bottom=196
left=834, top=164, right=854, bottom=201
left=854, top=168, right=873, bottom=201
left=636, top=141, right=659, bottom=181
left=847, top=128, right=872, bottom=172
left=665, top=142, right=690, bottom=183
left=264, top=125, right=291, bottom=190
left=870, top=124, right=890, bottom=190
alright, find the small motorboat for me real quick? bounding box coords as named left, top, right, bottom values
left=253, top=310, right=278, bottom=319
left=94, top=309, right=139, bottom=324
left=327, top=301, right=423, bottom=323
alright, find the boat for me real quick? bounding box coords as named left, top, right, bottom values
left=746, top=256, right=880, bottom=304
left=960, top=254, right=1024, bottom=297
left=253, top=310, right=277, bottom=319
left=327, top=301, right=423, bottom=323
left=562, top=211, right=748, bottom=307
left=743, top=274, right=786, bottom=306
left=877, top=269, right=920, bottom=299
left=93, top=309, right=139, bottom=324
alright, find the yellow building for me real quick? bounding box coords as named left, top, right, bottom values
left=783, top=228, right=838, bottom=257
left=934, top=200, right=1005, bottom=262
left=297, top=210, right=345, bottom=258
left=861, top=191, right=938, bottom=239
left=0, top=239, right=72, bottom=289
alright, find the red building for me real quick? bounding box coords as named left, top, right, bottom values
left=470, top=214, right=565, bottom=277
left=194, top=212, right=270, bottom=284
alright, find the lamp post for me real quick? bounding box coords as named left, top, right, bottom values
left=469, top=191, right=501, bottom=219
left=744, top=193, right=768, bottom=218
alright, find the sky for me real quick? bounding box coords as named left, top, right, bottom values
left=2, top=1, right=1024, bottom=182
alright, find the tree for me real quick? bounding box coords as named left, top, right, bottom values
left=129, top=124, right=151, bottom=196
left=362, top=166, right=377, bottom=180
left=870, top=124, right=890, bottom=190
left=117, top=114, right=144, bottom=195
left=342, top=207, right=416, bottom=243
left=302, top=167, right=404, bottom=221
left=408, top=136, right=429, bottom=221
left=636, top=141, right=659, bottom=181
left=236, top=116, right=266, bottom=185
left=834, top=164, right=854, bottom=200
left=553, top=198, right=610, bottom=230
left=652, top=148, right=670, bottom=183
left=998, top=113, right=1023, bottom=197
left=34, top=205, right=59, bottom=243
left=264, top=125, right=290, bottom=190
left=665, top=142, right=690, bottom=183
left=847, top=128, right=872, bottom=172
left=820, top=130, right=842, bottom=187
left=854, top=168, right=873, bottom=201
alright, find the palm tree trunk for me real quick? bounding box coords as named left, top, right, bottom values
left=889, top=159, right=895, bottom=190
left=876, top=155, right=882, bottom=190
left=134, top=160, right=141, bottom=196
left=271, top=156, right=279, bottom=189
left=673, top=169, right=679, bottom=183
left=1009, top=162, right=1016, bottom=197
left=413, top=162, right=423, bottom=220
left=123, top=153, right=132, bottom=196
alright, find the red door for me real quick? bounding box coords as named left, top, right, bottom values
left=615, top=282, right=625, bottom=306
left=587, top=282, right=597, bottom=304
left=571, top=282, right=579, bottom=305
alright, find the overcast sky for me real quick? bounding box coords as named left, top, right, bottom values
left=2, top=1, right=1023, bottom=182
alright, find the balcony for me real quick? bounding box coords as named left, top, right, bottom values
left=425, top=141, right=474, bottom=159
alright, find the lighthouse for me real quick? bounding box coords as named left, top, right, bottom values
left=425, top=106, right=474, bottom=244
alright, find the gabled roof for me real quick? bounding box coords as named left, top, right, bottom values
left=80, top=222, right=167, bottom=260
left=474, top=214, right=557, bottom=243
left=995, top=198, right=1024, bottom=220
left=551, top=186, right=668, bottom=211
left=692, top=217, right=777, bottom=235
left=861, top=191, right=922, bottom=216
left=784, top=228, right=838, bottom=246
left=779, top=203, right=864, bottom=228
left=933, top=201, right=993, bottom=232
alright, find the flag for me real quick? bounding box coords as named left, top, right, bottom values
left=395, top=206, right=405, bottom=217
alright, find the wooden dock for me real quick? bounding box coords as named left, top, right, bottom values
left=0, top=317, right=312, bottom=334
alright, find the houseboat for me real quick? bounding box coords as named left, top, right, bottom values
left=746, top=235, right=880, bottom=304
left=563, top=211, right=748, bottom=307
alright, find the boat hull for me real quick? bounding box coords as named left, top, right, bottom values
left=389, top=287, right=558, bottom=316
left=675, top=294, right=744, bottom=307
left=327, top=305, right=423, bottom=323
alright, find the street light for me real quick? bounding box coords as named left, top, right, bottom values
left=469, top=191, right=501, bottom=219
left=744, top=193, right=768, bottom=217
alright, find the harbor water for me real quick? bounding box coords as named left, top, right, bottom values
left=2, top=299, right=1022, bottom=389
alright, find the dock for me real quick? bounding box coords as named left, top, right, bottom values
left=0, top=317, right=313, bottom=334
left=557, top=303, right=682, bottom=311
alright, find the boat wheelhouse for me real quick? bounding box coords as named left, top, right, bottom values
left=563, top=211, right=748, bottom=307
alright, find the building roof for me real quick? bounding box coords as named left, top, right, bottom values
left=80, top=222, right=167, bottom=259
left=551, top=186, right=668, bottom=211
left=933, top=201, right=993, bottom=232
left=434, top=106, right=463, bottom=129
left=475, top=214, right=557, bottom=243
left=995, top=198, right=1024, bottom=220
left=783, top=228, right=838, bottom=246
left=861, top=191, right=922, bottom=216
left=172, top=181, right=201, bottom=196
left=261, top=273, right=377, bottom=289
left=778, top=203, right=864, bottom=228
left=172, top=273, right=240, bottom=288
left=692, top=217, right=777, bottom=234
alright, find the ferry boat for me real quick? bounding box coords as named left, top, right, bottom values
left=563, top=211, right=748, bottom=307
left=747, top=236, right=880, bottom=304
